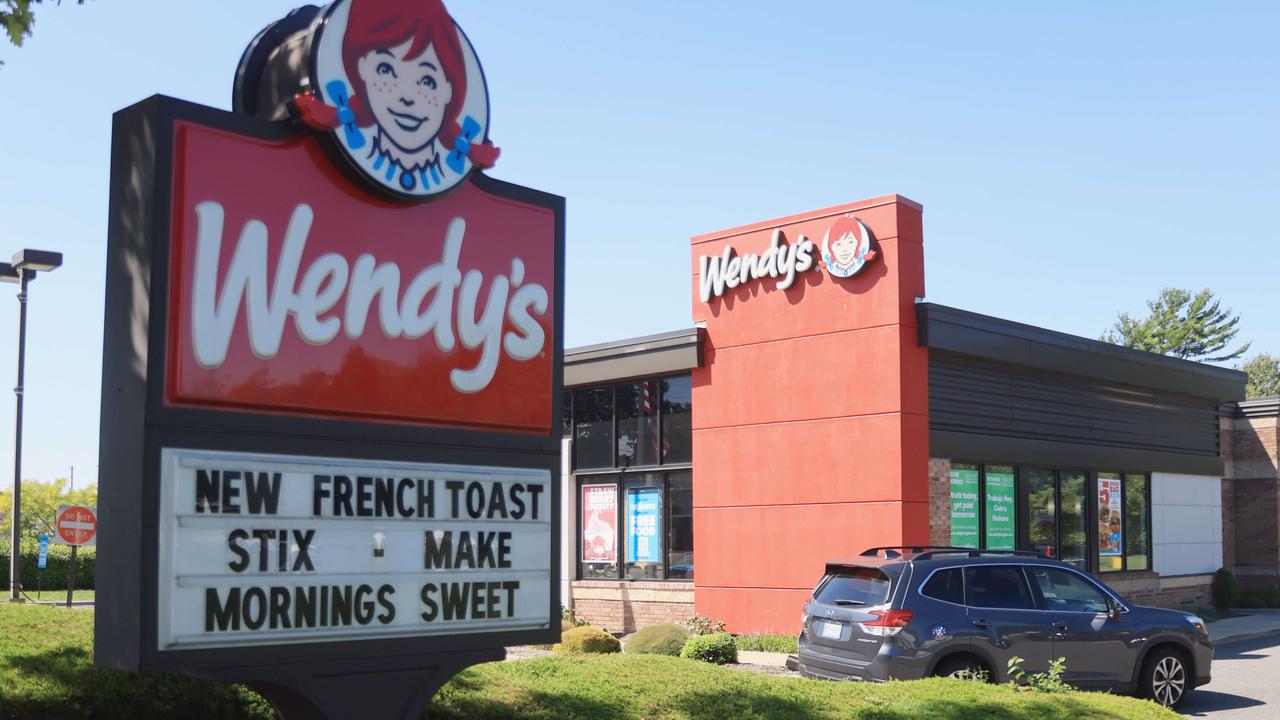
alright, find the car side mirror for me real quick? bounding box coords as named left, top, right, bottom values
left=1107, top=598, right=1123, bottom=620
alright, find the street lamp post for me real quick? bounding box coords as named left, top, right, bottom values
left=2, top=249, right=63, bottom=602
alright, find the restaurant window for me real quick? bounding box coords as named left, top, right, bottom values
left=667, top=471, right=694, bottom=580
left=951, top=462, right=1151, bottom=575
left=1025, top=468, right=1056, bottom=559
left=1124, top=474, right=1151, bottom=571
left=565, top=375, right=692, bottom=471
left=617, top=382, right=660, bottom=467
left=577, top=471, right=693, bottom=581
left=1059, top=472, right=1087, bottom=569
left=574, top=388, right=613, bottom=469
left=661, top=376, right=692, bottom=463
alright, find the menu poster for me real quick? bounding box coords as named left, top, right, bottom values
left=581, top=484, right=618, bottom=563
left=984, top=470, right=1017, bottom=551
left=1098, top=475, right=1123, bottom=558
left=949, top=468, right=981, bottom=548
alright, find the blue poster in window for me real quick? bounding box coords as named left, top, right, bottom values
left=37, top=534, right=49, bottom=570
left=627, top=486, right=662, bottom=564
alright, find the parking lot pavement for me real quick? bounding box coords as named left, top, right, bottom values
left=1179, top=633, right=1280, bottom=719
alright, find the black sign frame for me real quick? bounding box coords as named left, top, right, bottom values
left=95, top=95, right=564, bottom=718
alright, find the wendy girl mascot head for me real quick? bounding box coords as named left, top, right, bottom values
left=297, top=0, right=499, bottom=199
left=821, top=215, right=879, bottom=279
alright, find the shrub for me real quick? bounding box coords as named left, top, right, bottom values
left=684, top=615, right=726, bottom=636
left=1212, top=568, right=1239, bottom=611
left=1006, top=655, right=1072, bottom=693
left=553, top=626, right=620, bottom=654
left=1177, top=603, right=1217, bottom=623
left=1, top=546, right=97, bottom=592
left=1237, top=586, right=1280, bottom=609
left=734, top=633, right=798, bottom=653
left=680, top=632, right=737, bottom=664
left=624, top=624, right=689, bottom=656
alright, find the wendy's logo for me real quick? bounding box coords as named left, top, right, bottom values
left=296, top=0, right=498, bottom=199
left=821, top=216, right=879, bottom=279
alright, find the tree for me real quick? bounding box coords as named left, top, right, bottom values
left=2, top=0, right=84, bottom=51
left=0, top=478, right=97, bottom=551
left=1240, top=353, right=1280, bottom=399
left=1101, top=288, right=1250, bottom=362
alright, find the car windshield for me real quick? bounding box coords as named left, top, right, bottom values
left=814, top=567, right=891, bottom=606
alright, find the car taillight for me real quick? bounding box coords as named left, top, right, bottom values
left=859, top=609, right=914, bottom=637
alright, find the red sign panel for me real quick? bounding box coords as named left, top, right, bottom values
left=164, top=122, right=556, bottom=433
left=56, top=505, right=98, bottom=546
left=581, top=484, right=617, bottom=563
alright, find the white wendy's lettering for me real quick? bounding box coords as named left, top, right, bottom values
left=190, top=201, right=548, bottom=393
left=698, top=229, right=815, bottom=302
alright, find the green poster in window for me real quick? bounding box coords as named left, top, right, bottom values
left=950, top=468, right=980, bottom=548
left=985, top=470, right=1016, bottom=550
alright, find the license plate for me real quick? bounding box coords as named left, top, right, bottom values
left=820, top=620, right=843, bottom=640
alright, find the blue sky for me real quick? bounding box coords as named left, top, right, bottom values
left=1, top=1, right=1277, bottom=490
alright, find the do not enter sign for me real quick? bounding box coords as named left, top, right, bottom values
left=55, top=505, right=98, bottom=546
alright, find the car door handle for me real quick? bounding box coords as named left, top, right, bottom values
left=971, top=618, right=992, bottom=628
left=1051, top=621, right=1069, bottom=631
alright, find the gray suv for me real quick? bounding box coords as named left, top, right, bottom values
left=787, top=546, right=1212, bottom=708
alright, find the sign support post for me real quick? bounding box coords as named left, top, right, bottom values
left=66, top=545, right=77, bottom=607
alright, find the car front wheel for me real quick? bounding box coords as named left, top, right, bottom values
left=1140, top=648, right=1190, bottom=708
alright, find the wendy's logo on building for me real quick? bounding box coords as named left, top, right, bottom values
left=296, top=0, right=499, bottom=200
left=821, top=216, right=879, bottom=279
left=697, top=215, right=881, bottom=303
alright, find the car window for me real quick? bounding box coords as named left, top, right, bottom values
left=964, top=565, right=1036, bottom=610
left=1027, top=566, right=1110, bottom=613
left=814, top=567, right=891, bottom=607
left=920, top=568, right=963, bottom=604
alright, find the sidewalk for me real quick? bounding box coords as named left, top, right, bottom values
left=1207, top=609, right=1280, bottom=645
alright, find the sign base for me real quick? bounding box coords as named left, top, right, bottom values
left=222, top=648, right=503, bottom=719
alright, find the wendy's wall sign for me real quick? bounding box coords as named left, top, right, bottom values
left=96, top=1, right=562, bottom=715
left=697, top=214, right=881, bottom=302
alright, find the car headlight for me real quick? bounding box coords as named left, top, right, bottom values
left=1184, top=615, right=1207, bottom=635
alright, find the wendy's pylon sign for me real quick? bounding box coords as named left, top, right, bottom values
left=95, top=1, right=563, bottom=716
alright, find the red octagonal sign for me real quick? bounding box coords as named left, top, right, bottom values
left=56, top=505, right=97, bottom=546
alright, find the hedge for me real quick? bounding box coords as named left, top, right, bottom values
left=0, top=546, right=96, bottom=592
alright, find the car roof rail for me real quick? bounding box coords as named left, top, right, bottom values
left=859, top=545, right=976, bottom=559
left=912, top=549, right=1046, bottom=561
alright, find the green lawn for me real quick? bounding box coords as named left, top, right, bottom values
left=431, top=655, right=1179, bottom=720
left=21, top=589, right=95, bottom=603
left=0, top=604, right=1180, bottom=720
left=0, top=603, right=272, bottom=720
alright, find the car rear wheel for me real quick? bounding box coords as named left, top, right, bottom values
left=933, top=656, right=991, bottom=683
left=1140, top=648, right=1190, bottom=708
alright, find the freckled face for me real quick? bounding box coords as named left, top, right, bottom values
left=832, top=232, right=859, bottom=266
left=357, top=39, right=453, bottom=152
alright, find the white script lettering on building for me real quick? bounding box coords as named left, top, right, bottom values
left=697, top=229, right=815, bottom=303
left=191, top=202, right=548, bottom=393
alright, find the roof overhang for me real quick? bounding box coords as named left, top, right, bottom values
left=917, top=302, right=1246, bottom=402
left=565, top=327, right=703, bottom=388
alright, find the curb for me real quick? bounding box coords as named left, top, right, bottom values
left=1211, top=628, right=1280, bottom=646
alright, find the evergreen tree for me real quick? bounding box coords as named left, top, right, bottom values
left=1101, top=288, right=1250, bottom=362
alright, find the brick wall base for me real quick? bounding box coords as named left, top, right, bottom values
left=570, top=581, right=695, bottom=634
left=1106, top=572, right=1214, bottom=609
